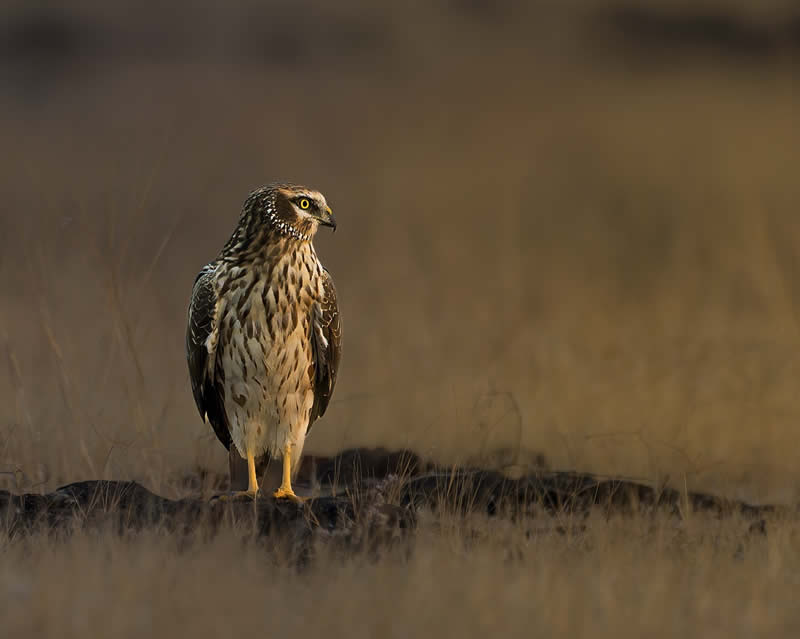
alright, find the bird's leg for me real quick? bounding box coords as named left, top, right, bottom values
left=273, top=444, right=303, bottom=502
left=246, top=449, right=259, bottom=495
left=214, top=448, right=259, bottom=501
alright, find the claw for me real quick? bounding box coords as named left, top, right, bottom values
left=273, top=488, right=305, bottom=503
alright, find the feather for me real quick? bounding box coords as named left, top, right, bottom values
left=310, top=268, right=342, bottom=428
left=186, top=262, right=232, bottom=449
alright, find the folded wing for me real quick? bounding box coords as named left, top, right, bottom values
left=186, top=263, right=231, bottom=449
left=309, top=268, right=342, bottom=428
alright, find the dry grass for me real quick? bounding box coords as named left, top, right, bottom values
left=3, top=506, right=800, bottom=637
left=2, top=1, right=800, bottom=635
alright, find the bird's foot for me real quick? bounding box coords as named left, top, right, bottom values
left=211, top=489, right=259, bottom=502
left=273, top=488, right=305, bottom=503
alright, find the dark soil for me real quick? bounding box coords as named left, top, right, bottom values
left=1, top=449, right=779, bottom=553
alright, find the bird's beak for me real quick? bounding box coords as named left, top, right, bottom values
left=317, top=206, right=337, bottom=232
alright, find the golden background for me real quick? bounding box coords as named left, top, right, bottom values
left=2, top=0, right=800, bottom=503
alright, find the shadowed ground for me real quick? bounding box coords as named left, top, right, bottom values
left=2, top=449, right=776, bottom=560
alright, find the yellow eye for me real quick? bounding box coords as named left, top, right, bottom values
left=299, top=198, right=310, bottom=210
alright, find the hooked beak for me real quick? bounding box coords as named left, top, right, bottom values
left=317, top=205, right=337, bottom=232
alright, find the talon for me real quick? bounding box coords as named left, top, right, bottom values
left=273, top=488, right=305, bottom=503
left=272, top=488, right=306, bottom=504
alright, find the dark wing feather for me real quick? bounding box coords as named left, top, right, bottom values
left=310, top=268, right=342, bottom=429
left=186, top=262, right=231, bottom=449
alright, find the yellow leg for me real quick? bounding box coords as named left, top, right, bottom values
left=273, top=445, right=304, bottom=502
left=214, top=448, right=259, bottom=501
left=246, top=449, right=259, bottom=495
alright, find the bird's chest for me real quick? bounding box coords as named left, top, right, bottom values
left=217, top=251, right=323, bottom=386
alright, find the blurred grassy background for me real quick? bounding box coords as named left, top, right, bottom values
left=6, top=507, right=800, bottom=638
left=2, top=0, right=800, bottom=503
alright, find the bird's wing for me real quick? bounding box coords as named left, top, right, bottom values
left=309, top=268, right=342, bottom=428
left=186, top=262, right=231, bottom=449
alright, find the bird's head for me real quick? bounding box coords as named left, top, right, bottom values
left=248, top=184, right=336, bottom=242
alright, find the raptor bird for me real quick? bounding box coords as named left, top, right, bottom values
left=186, top=184, right=341, bottom=500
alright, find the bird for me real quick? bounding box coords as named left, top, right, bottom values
left=186, top=184, right=341, bottom=501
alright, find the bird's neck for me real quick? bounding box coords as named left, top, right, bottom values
left=222, top=225, right=316, bottom=266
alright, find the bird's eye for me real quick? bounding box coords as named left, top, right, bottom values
left=299, top=198, right=310, bottom=210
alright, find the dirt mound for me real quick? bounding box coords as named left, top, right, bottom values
left=1, top=449, right=778, bottom=556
